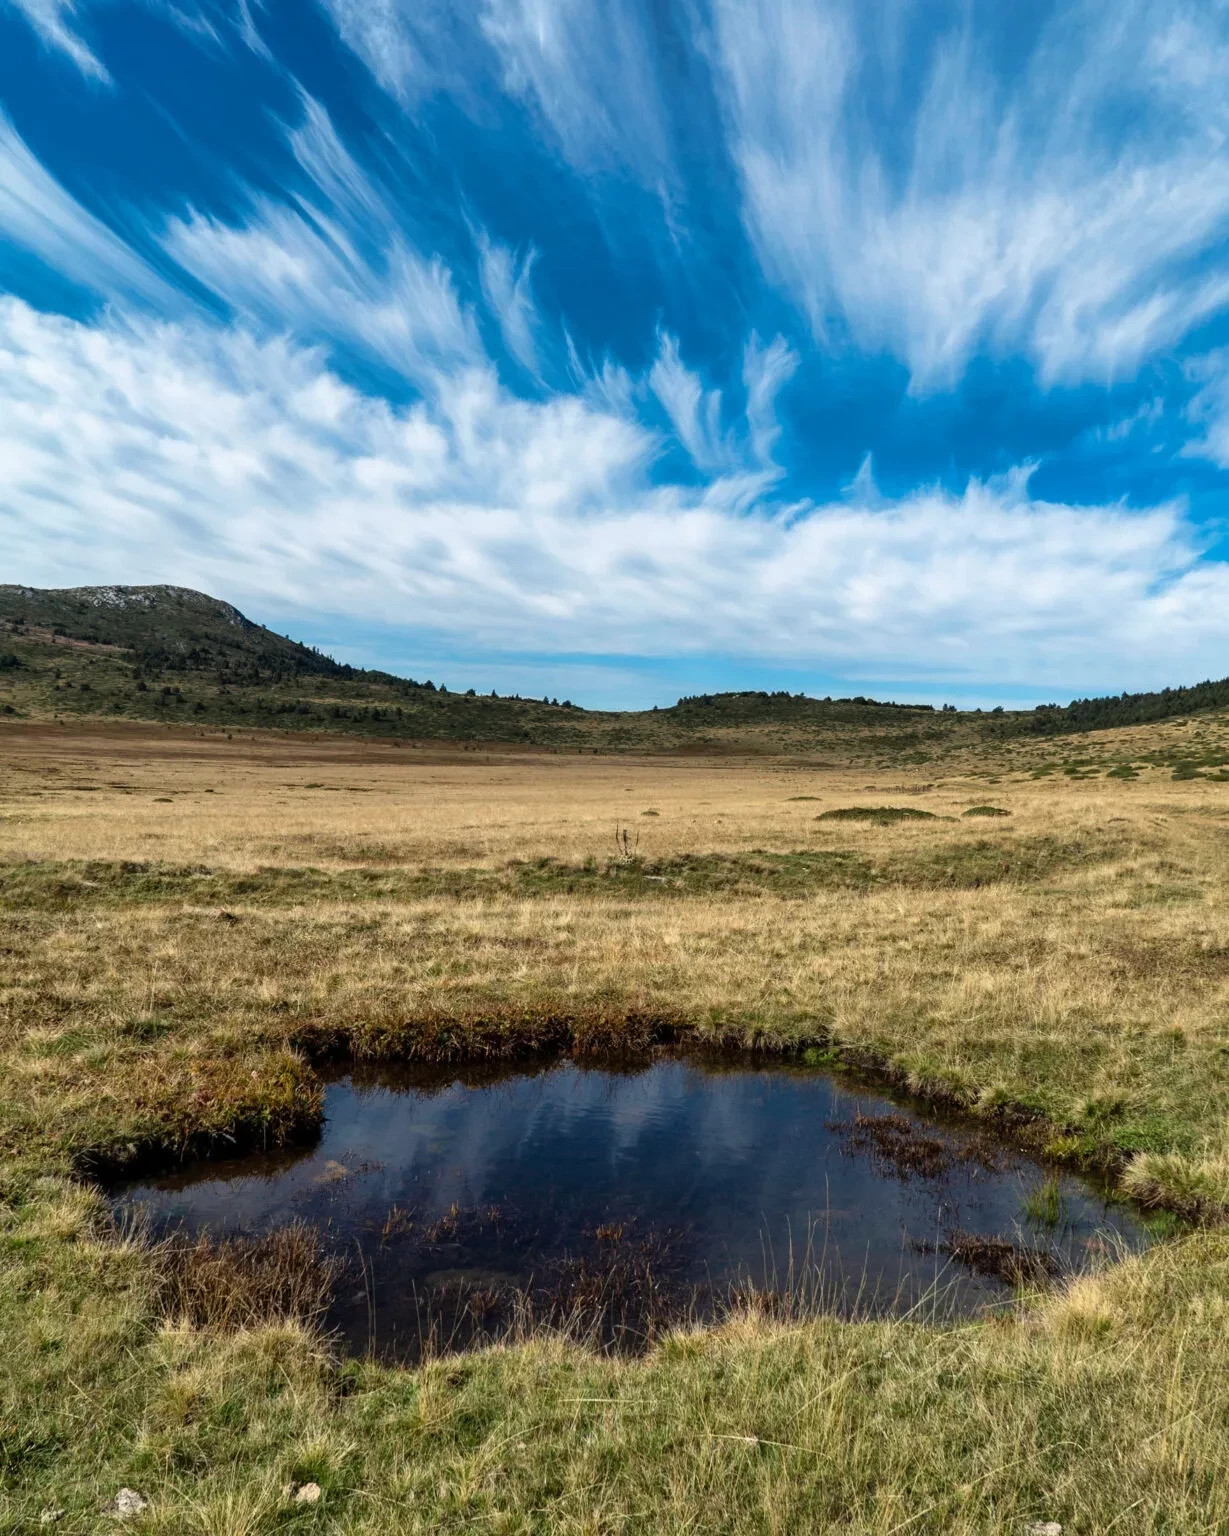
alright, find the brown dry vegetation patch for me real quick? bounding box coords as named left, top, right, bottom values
left=940, top=1231, right=1060, bottom=1286
left=157, top=1223, right=341, bottom=1331
left=827, top=1111, right=1006, bottom=1180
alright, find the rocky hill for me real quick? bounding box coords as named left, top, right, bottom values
left=2, top=584, right=1228, bottom=767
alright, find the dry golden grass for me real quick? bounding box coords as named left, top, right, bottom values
left=3, top=714, right=1228, bottom=868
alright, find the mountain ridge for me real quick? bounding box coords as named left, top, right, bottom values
left=2, top=583, right=1229, bottom=760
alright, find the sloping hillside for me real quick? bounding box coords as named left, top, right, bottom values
left=0, top=584, right=963, bottom=755
left=3, top=584, right=1229, bottom=770
left=0, top=585, right=349, bottom=681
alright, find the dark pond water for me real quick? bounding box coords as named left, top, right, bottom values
left=114, top=1057, right=1148, bottom=1358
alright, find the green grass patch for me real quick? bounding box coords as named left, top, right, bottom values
left=815, top=806, right=938, bottom=824
left=1022, top=1177, right=1067, bottom=1228
left=0, top=833, right=1132, bottom=914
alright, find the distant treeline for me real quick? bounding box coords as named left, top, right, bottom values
left=674, top=690, right=934, bottom=711
left=1004, top=677, right=1229, bottom=737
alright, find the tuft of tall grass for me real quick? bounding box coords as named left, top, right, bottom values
left=1022, top=1177, right=1067, bottom=1228
left=1122, top=1149, right=1229, bottom=1221
left=156, top=1224, right=342, bottom=1332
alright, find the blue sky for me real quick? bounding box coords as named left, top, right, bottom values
left=3, top=0, right=1229, bottom=708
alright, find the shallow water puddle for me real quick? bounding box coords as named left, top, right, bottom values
left=114, top=1057, right=1147, bottom=1357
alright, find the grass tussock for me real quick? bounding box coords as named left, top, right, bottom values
left=156, top=1224, right=342, bottom=1332
left=815, top=804, right=940, bottom=823
left=1122, top=1149, right=1229, bottom=1220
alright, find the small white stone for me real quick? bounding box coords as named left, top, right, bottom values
left=294, top=1483, right=322, bottom=1505
left=113, top=1488, right=148, bottom=1518
left=38, top=1510, right=64, bottom=1526
left=1026, top=1524, right=1062, bottom=1536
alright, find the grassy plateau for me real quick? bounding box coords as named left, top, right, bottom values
left=2, top=594, right=1229, bottom=1532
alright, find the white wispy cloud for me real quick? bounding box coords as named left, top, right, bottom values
left=164, top=203, right=481, bottom=381
left=6, top=8, right=1229, bottom=694
left=1181, top=350, right=1229, bottom=466
left=317, top=0, right=425, bottom=102
left=5, top=292, right=1229, bottom=688
left=742, top=333, right=797, bottom=468
left=705, top=0, right=1229, bottom=389
left=649, top=332, right=735, bottom=475
left=316, top=0, right=477, bottom=107
left=161, top=94, right=484, bottom=382
left=305, top=0, right=1229, bottom=392
left=0, top=111, right=179, bottom=305
left=5, top=0, right=250, bottom=76
left=648, top=330, right=797, bottom=479
left=314, top=0, right=677, bottom=185
left=477, top=236, right=541, bottom=378
left=0, top=89, right=764, bottom=461
left=233, top=0, right=269, bottom=56
left=479, top=0, right=672, bottom=182
left=4, top=0, right=109, bottom=80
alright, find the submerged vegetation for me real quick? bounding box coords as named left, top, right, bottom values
left=1023, top=1177, right=1068, bottom=1229
left=156, top=1224, right=341, bottom=1333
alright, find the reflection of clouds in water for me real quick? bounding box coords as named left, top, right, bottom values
left=119, top=1061, right=1147, bottom=1306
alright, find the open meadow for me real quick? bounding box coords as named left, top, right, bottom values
left=3, top=719, right=1229, bottom=1532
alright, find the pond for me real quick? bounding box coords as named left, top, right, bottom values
left=113, top=1056, right=1148, bottom=1358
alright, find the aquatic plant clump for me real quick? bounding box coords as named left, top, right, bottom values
left=156, top=1223, right=341, bottom=1331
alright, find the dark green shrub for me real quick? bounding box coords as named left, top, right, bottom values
left=816, top=806, right=938, bottom=824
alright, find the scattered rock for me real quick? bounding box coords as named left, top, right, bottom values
left=1026, top=1524, right=1062, bottom=1535
left=282, top=1481, right=324, bottom=1505
left=112, top=1488, right=148, bottom=1518
left=38, top=1511, right=64, bottom=1526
